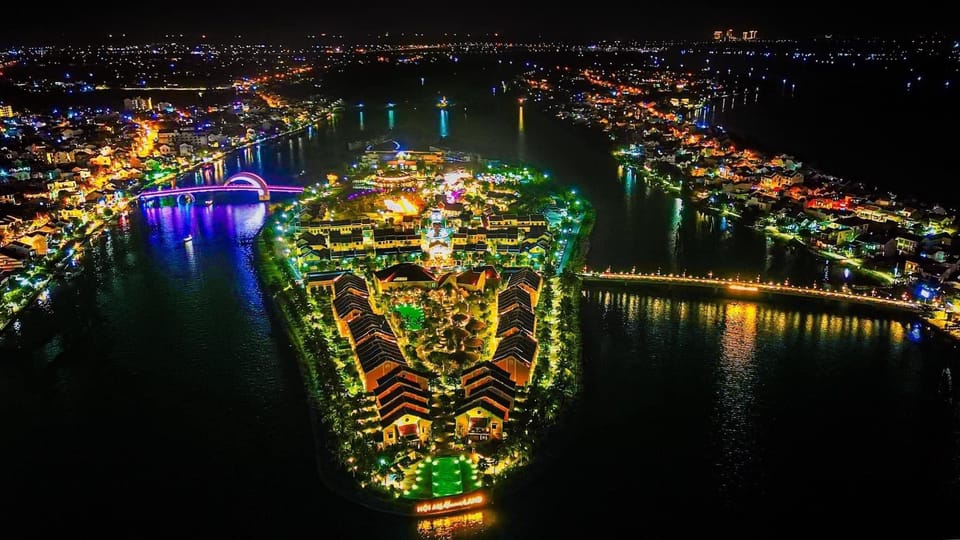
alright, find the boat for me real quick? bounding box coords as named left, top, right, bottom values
left=436, top=96, right=449, bottom=108
left=183, top=235, right=193, bottom=243
left=347, top=134, right=391, bottom=151
left=204, top=200, right=214, bottom=207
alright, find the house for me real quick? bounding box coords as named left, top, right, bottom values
left=496, top=305, right=536, bottom=338
left=885, top=232, right=921, bottom=257
left=18, top=233, right=48, bottom=255
left=374, top=263, right=437, bottom=292
left=379, top=403, right=432, bottom=447
left=474, top=265, right=501, bottom=287
left=492, top=332, right=538, bottom=386
left=485, top=227, right=521, bottom=247
left=333, top=273, right=369, bottom=299
left=456, top=362, right=516, bottom=441
left=835, top=216, right=872, bottom=235
left=375, top=366, right=433, bottom=447
left=454, top=269, right=486, bottom=292
left=0, top=253, right=24, bottom=272
left=355, top=336, right=406, bottom=391
left=328, top=230, right=365, bottom=253
left=760, top=171, right=803, bottom=190
left=333, top=294, right=375, bottom=326
left=507, top=269, right=543, bottom=306
left=303, top=271, right=345, bottom=292
left=373, top=228, right=420, bottom=250
left=346, top=314, right=395, bottom=347
left=2, top=241, right=35, bottom=259
left=497, top=287, right=533, bottom=314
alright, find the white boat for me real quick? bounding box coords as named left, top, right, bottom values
left=183, top=235, right=193, bottom=243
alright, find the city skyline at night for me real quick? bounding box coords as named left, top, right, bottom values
left=1, top=8, right=958, bottom=538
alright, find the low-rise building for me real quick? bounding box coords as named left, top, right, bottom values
left=456, top=362, right=516, bottom=441
left=491, top=332, right=538, bottom=386
left=374, top=366, right=433, bottom=447
left=374, top=263, right=437, bottom=292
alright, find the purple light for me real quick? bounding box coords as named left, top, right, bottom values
left=139, top=172, right=304, bottom=200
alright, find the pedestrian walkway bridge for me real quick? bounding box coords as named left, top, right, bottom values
left=579, top=270, right=921, bottom=313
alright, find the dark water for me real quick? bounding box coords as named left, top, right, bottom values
left=2, top=66, right=959, bottom=537
left=705, top=56, right=960, bottom=206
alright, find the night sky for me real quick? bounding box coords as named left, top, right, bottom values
left=3, top=2, right=954, bottom=43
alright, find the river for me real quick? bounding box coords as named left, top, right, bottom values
left=1, top=65, right=958, bottom=537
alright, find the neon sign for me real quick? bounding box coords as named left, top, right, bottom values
left=414, top=491, right=486, bottom=515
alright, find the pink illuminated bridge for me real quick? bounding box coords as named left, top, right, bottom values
left=139, top=172, right=304, bottom=202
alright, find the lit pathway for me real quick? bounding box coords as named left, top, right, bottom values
left=579, top=270, right=921, bottom=312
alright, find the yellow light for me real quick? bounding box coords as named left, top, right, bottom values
left=728, top=284, right=759, bottom=292
left=383, top=196, right=419, bottom=215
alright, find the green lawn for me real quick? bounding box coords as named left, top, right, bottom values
left=403, top=456, right=482, bottom=499
left=394, top=304, right=426, bottom=331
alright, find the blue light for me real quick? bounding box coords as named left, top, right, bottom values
left=908, top=323, right=922, bottom=343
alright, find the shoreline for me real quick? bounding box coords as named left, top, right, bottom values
left=253, top=230, right=422, bottom=516
left=253, top=158, right=594, bottom=516
left=1, top=118, right=324, bottom=336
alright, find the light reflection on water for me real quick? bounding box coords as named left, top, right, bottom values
left=583, top=287, right=948, bottom=515
left=416, top=510, right=493, bottom=540
left=716, top=302, right=759, bottom=499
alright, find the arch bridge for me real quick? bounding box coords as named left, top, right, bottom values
left=139, top=172, right=304, bottom=202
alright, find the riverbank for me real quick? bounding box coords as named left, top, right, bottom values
left=1, top=116, right=327, bottom=337
left=0, top=207, right=121, bottom=335
left=253, top=226, right=419, bottom=516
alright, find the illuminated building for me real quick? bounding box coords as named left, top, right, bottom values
left=361, top=150, right=444, bottom=169
left=374, top=263, right=438, bottom=292
left=122, top=96, right=152, bottom=111
left=713, top=30, right=724, bottom=41
left=328, top=273, right=408, bottom=391
left=491, top=273, right=543, bottom=386
left=507, top=269, right=543, bottom=307
left=374, top=366, right=433, bottom=447
left=373, top=228, right=422, bottom=257
left=456, top=362, right=516, bottom=441
left=743, top=30, right=758, bottom=41
left=374, top=171, right=417, bottom=189
left=496, top=304, right=536, bottom=338
left=491, top=333, right=538, bottom=387
left=0, top=103, right=13, bottom=118
left=422, top=209, right=454, bottom=262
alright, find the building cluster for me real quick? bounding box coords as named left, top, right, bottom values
left=527, top=67, right=960, bottom=305
left=1, top=83, right=333, bottom=327
left=295, top=155, right=561, bottom=269
left=298, top=207, right=555, bottom=267
left=326, top=271, right=434, bottom=447
left=313, top=262, right=546, bottom=448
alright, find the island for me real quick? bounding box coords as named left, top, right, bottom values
left=256, top=147, right=593, bottom=515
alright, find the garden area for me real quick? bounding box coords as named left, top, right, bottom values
left=394, top=303, right=426, bottom=331
left=402, top=456, right=482, bottom=499
left=379, top=285, right=496, bottom=383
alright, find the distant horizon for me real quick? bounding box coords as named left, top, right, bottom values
left=1, top=32, right=957, bottom=48
left=2, top=2, right=956, bottom=45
